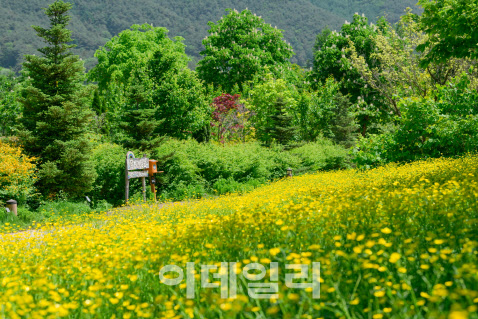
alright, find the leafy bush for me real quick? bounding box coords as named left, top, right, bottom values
left=289, top=138, right=350, bottom=172
left=352, top=76, right=478, bottom=168
left=154, top=140, right=300, bottom=197
left=0, top=140, right=37, bottom=206
left=88, top=143, right=127, bottom=207
left=351, top=133, right=396, bottom=169
left=154, top=139, right=349, bottom=200
left=212, top=177, right=267, bottom=195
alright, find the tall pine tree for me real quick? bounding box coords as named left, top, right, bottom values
left=18, top=1, right=96, bottom=199
left=331, top=92, right=359, bottom=148
left=265, top=97, right=297, bottom=147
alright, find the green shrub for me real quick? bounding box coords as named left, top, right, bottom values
left=153, top=139, right=349, bottom=200
left=88, top=143, right=128, bottom=207
left=290, top=138, right=350, bottom=172
left=154, top=140, right=300, bottom=195
left=213, top=177, right=267, bottom=195
left=350, top=133, right=396, bottom=169
left=351, top=76, right=478, bottom=168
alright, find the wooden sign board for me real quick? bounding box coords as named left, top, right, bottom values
left=128, top=171, right=149, bottom=179
left=125, top=151, right=149, bottom=203
left=127, top=157, right=149, bottom=171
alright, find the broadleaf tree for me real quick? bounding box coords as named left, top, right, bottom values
left=310, top=14, right=390, bottom=135
left=88, top=24, right=187, bottom=140
left=348, top=10, right=473, bottom=116
left=197, top=9, right=294, bottom=93
left=148, top=48, right=211, bottom=139
left=18, top=0, right=96, bottom=198
left=417, top=0, right=478, bottom=65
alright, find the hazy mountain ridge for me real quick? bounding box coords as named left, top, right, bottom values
left=0, top=0, right=421, bottom=71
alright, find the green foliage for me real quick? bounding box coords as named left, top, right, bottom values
left=265, top=97, right=297, bottom=147
left=18, top=0, right=96, bottom=199
left=88, top=24, right=186, bottom=141
left=352, top=75, right=478, bottom=167
left=244, top=73, right=298, bottom=144
left=297, top=77, right=341, bottom=141
left=330, top=92, right=359, bottom=148
left=289, top=138, right=350, bottom=173
left=350, top=133, right=396, bottom=169
left=212, top=177, right=266, bottom=195
left=88, top=24, right=184, bottom=97
left=153, top=138, right=349, bottom=201
left=88, top=143, right=127, bottom=207
left=121, top=69, right=165, bottom=151
left=90, top=25, right=210, bottom=142
left=0, top=68, right=21, bottom=136
left=197, top=9, right=294, bottom=92
left=153, top=139, right=298, bottom=200
left=310, top=14, right=390, bottom=135
left=418, top=0, right=478, bottom=65
left=90, top=88, right=110, bottom=136
left=148, top=49, right=211, bottom=139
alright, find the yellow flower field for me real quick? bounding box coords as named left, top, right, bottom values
left=1, top=155, right=477, bottom=319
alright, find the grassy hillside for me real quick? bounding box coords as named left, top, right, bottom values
left=0, top=155, right=476, bottom=318
left=0, top=0, right=421, bottom=71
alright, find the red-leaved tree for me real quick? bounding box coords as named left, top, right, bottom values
left=211, top=94, right=251, bottom=143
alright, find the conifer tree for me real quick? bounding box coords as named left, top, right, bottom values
left=266, top=97, right=297, bottom=146
left=331, top=92, right=359, bottom=148
left=18, top=1, right=96, bottom=198
left=121, top=69, right=165, bottom=152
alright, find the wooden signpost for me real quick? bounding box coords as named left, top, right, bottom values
left=125, top=152, right=163, bottom=204
left=125, top=152, right=149, bottom=203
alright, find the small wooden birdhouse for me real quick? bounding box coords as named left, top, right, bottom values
left=148, top=160, right=158, bottom=175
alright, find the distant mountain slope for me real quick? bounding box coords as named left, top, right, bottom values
left=0, top=0, right=421, bottom=71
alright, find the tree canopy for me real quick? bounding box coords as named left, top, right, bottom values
left=197, top=9, right=294, bottom=92
left=418, top=0, right=478, bottom=65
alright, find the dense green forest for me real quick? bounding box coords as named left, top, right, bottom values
left=0, top=0, right=420, bottom=70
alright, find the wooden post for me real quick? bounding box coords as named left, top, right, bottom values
left=142, top=154, right=147, bottom=202
left=6, top=199, right=17, bottom=216
left=142, top=176, right=146, bottom=202
left=151, top=183, right=157, bottom=203
left=287, top=168, right=293, bottom=178
left=125, top=154, right=130, bottom=204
